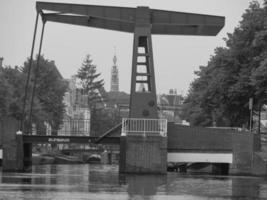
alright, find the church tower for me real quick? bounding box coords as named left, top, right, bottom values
left=110, top=51, right=119, bottom=92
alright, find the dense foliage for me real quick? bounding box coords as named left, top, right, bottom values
left=24, top=56, right=68, bottom=133
left=182, top=1, right=267, bottom=127
left=76, top=54, right=116, bottom=136
left=0, top=66, right=24, bottom=119
left=90, top=107, right=121, bottom=136
left=0, top=55, right=67, bottom=134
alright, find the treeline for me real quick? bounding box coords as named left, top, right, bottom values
left=182, top=1, right=267, bottom=127
left=0, top=54, right=121, bottom=136
left=0, top=55, right=67, bottom=132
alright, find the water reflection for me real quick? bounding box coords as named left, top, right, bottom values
left=1, top=173, right=32, bottom=185
left=126, top=175, right=166, bottom=199
left=232, top=177, right=261, bottom=199
left=0, top=164, right=267, bottom=199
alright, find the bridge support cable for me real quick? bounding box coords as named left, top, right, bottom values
left=28, top=18, right=46, bottom=133
left=21, top=12, right=40, bottom=132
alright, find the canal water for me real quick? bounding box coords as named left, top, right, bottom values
left=1, top=164, right=267, bottom=200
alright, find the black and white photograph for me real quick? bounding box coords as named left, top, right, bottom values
left=1, top=0, right=267, bottom=199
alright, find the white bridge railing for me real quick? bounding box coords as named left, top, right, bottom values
left=121, top=118, right=167, bottom=137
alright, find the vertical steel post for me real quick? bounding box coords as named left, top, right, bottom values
left=28, top=20, right=46, bottom=133
left=21, top=12, right=39, bottom=132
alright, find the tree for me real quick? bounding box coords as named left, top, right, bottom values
left=182, top=1, right=267, bottom=128
left=76, top=54, right=105, bottom=136
left=23, top=55, right=68, bottom=134
left=0, top=66, right=25, bottom=121
left=0, top=69, right=12, bottom=119
left=76, top=54, right=104, bottom=110
left=0, top=55, right=67, bottom=135
left=91, top=108, right=121, bottom=136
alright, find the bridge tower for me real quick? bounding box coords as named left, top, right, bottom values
left=120, top=7, right=166, bottom=173
left=16, top=2, right=224, bottom=173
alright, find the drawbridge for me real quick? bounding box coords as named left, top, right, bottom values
left=1, top=2, right=266, bottom=175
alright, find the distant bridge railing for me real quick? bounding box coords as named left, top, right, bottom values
left=121, top=118, right=167, bottom=137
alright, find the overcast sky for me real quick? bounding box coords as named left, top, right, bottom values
left=0, top=0, right=261, bottom=95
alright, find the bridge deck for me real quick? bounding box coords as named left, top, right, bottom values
left=22, top=135, right=120, bottom=144
left=21, top=122, right=261, bottom=166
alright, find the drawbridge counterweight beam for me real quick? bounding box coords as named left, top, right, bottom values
left=36, top=2, right=224, bottom=36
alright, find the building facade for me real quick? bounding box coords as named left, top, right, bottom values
left=158, top=89, right=184, bottom=124
left=58, top=76, right=91, bottom=136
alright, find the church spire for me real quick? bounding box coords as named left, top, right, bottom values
left=110, top=47, right=119, bottom=92
left=113, top=46, right=117, bottom=65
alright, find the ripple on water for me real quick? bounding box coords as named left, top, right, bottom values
left=0, top=164, right=267, bottom=200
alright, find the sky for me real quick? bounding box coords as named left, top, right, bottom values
left=0, top=0, right=262, bottom=95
